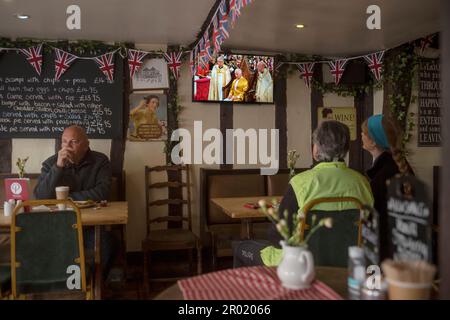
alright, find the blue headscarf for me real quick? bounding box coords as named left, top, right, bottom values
left=367, top=115, right=389, bottom=149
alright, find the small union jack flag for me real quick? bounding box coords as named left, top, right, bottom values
left=94, top=52, right=115, bottom=81
left=230, top=0, right=240, bottom=27
left=127, top=49, right=148, bottom=78
left=203, top=32, right=214, bottom=61
left=363, top=51, right=384, bottom=81
left=296, top=62, right=315, bottom=88
left=163, top=51, right=183, bottom=79
left=420, top=34, right=435, bottom=54
left=328, top=59, right=348, bottom=85
left=189, top=50, right=196, bottom=76
left=219, top=0, right=230, bottom=39
left=212, top=18, right=223, bottom=54
left=197, top=39, right=208, bottom=68
left=20, top=44, right=43, bottom=76
left=54, top=48, right=77, bottom=81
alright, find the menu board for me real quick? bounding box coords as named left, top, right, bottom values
left=0, top=52, right=123, bottom=138
left=386, top=175, right=432, bottom=262
left=361, top=206, right=380, bottom=266
left=418, top=59, right=441, bottom=147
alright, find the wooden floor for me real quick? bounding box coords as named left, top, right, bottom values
left=103, top=250, right=233, bottom=300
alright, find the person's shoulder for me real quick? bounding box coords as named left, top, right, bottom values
left=345, top=166, right=370, bottom=183
left=290, top=168, right=314, bottom=185
left=42, top=154, right=58, bottom=166
left=89, top=150, right=110, bottom=163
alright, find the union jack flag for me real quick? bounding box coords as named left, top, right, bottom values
left=197, top=39, right=208, bottom=68
left=20, top=44, right=43, bottom=76
left=242, top=0, right=252, bottom=6
left=127, top=49, right=148, bottom=78
left=54, top=48, right=77, bottom=81
left=328, top=59, right=348, bottom=85
left=230, top=0, right=240, bottom=27
left=420, top=34, right=435, bottom=54
left=212, top=17, right=223, bottom=53
left=163, top=51, right=183, bottom=79
left=203, top=31, right=214, bottom=61
left=296, top=62, right=315, bottom=88
left=94, top=52, right=115, bottom=81
left=189, top=50, right=196, bottom=76
left=219, top=0, right=230, bottom=39
left=363, top=51, right=384, bottom=81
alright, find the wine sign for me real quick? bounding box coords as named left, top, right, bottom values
left=418, top=59, right=441, bottom=147
left=386, top=175, right=432, bottom=262
left=361, top=205, right=380, bottom=266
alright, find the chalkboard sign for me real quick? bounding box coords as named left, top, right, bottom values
left=387, top=175, right=432, bottom=262
left=418, top=59, right=441, bottom=147
left=361, top=205, right=380, bottom=266
left=0, top=51, right=123, bottom=138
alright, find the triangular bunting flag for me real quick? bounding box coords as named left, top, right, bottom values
left=163, top=51, right=183, bottom=79
left=54, top=48, right=77, bottom=81
left=189, top=50, right=196, bottom=76
left=420, top=34, right=435, bottom=54
left=296, top=62, right=315, bottom=88
left=363, top=51, right=384, bottom=81
left=19, top=44, right=43, bottom=76
left=328, top=59, right=348, bottom=85
left=127, top=49, right=148, bottom=78
left=219, top=0, right=230, bottom=39
left=94, top=52, right=115, bottom=81
left=212, top=17, right=223, bottom=54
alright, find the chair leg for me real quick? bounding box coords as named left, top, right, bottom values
left=197, top=243, right=202, bottom=275
left=188, top=248, right=194, bottom=276
left=211, top=232, right=217, bottom=271
left=143, top=250, right=150, bottom=299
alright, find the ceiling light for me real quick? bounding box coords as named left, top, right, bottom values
left=15, top=14, right=30, bottom=20
left=296, top=24, right=305, bottom=29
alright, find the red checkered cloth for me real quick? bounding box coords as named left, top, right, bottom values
left=178, top=266, right=343, bottom=300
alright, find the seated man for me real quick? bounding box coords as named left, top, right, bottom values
left=226, top=68, right=249, bottom=102
left=34, top=125, right=117, bottom=277
left=234, top=121, right=374, bottom=267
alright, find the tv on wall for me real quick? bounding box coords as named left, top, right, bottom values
left=192, top=53, right=274, bottom=104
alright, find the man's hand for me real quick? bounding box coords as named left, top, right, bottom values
left=57, top=147, right=75, bottom=168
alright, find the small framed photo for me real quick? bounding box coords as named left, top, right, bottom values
left=132, top=58, right=169, bottom=90
left=128, top=92, right=168, bottom=141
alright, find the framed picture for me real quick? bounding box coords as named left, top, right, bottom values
left=128, top=92, right=168, bottom=141
left=132, top=58, right=169, bottom=90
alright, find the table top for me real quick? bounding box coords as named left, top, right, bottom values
left=211, top=196, right=282, bottom=219
left=0, top=201, right=128, bottom=227
left=154, top=266, right=347, bottom=300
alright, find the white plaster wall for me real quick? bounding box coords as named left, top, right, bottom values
left=11, top=139, right=54, bottom=173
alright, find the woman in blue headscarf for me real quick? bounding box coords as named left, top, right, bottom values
left=361, top=114, right=413, bottom=260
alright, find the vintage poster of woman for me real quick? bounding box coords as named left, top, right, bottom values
left=128, top=93, right=168, bottom=141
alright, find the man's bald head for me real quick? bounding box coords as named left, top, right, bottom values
left=61, top=125, right=90, bottom=164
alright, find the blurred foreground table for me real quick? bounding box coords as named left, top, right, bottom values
left=155, top=266, right=347, bottom=300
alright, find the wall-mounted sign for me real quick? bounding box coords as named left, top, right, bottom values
left=418, top=59, right=441, bottom=147
left=318, top=107, right=356, bottom=141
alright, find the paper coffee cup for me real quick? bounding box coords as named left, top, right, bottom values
left=3, top=202, right=12, bottom=216
left=55, top=186, right=69, bottom=210
left=386, top=278, right=432, bottom=300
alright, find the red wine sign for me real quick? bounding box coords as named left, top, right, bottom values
left=4, top=178, right=30, bottom=201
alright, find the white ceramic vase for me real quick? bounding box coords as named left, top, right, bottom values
left=277, top=241, right=315, bottom=289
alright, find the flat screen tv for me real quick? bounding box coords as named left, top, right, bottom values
left=192, top=54, right=274, bottom=104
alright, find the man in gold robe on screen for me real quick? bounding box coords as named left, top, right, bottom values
left=208, top=55, right=231, bottom=101
left=226, top=69, right=249, bottom=102
left=255, top=61, right=273, bottom=103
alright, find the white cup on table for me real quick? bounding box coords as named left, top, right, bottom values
left=55, top=186, right=70, bottom=210
left=3, top=201, right=13, bottom=216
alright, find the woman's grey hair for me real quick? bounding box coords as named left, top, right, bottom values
left=312, top=120, right=350, bottom=162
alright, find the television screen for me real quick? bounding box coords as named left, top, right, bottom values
left=193, top=54, right=274, bottom=104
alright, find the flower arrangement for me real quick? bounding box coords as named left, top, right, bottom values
left=258, top=199, right=333, bottom=247
left=287, top=150, right=300, bottom=180
left=16, top=156, right=29, bottom=178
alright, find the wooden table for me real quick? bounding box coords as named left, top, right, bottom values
left=154, top=266, right=347, bottom=300
left=210, top=196, right=282, bottom=239
left=0, top=201, right=128, bottom=300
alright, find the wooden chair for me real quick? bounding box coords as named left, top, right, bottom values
left=10, top=199, right=93, bottom=299
left=299, top=197, right=365, bottom=267
left=142, top=164, right=201, bottom=296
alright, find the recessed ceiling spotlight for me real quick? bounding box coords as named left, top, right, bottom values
left=296, top=24, right=305, bottom=29
left=15, top=14, right=30, bottom=20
